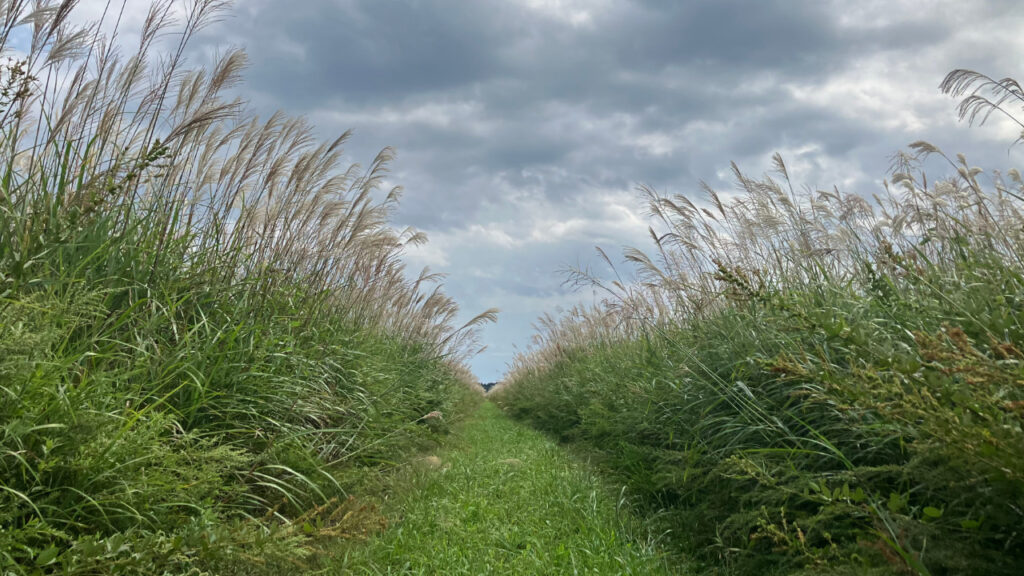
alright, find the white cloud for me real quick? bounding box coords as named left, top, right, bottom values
left=512, top=0, right=615, bottom=28
left=402, top=239, right=450, bottom=269
left=785, top=1, right=1024, bottom=142
left=315, top=99, right=492, bottom=133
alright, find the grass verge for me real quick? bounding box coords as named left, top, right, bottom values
left=495, top=72, right=1024, bottom=575
left=0, top=2, right=492, bottom=573
left=324, top=402, right=679, bottom=575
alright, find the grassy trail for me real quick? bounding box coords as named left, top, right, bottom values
left=326, top=401, right=679, bottom=575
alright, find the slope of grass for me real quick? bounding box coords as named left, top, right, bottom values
left=495, top=75, right=1024, bottom=575
left=0, top=2, right=491, bottom=573
left=496, top=291, right=1024, bottom=575
left=326, top=402, right=679, bottom=575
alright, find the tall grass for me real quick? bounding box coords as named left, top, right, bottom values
left=0, top=1, right=493, bottom=573
left=495, top=70, right=1024, bottom=575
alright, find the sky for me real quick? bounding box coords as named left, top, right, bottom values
left=73, top=0, right=1024, bottom=381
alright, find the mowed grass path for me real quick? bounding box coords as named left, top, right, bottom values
left=326, top=402, right=679, bottom=575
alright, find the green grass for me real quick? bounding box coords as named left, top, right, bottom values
left=325, top=402, right=680, bottom=575
left=497, top=231, right=1024, bottom=576
left=5, top=3, right=1022, bottom=573
left=495, top=77, right=1024, bottom=575
left=0, top=2, right=491, bottom=573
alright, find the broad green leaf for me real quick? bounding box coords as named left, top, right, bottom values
left=35, top=546, right=59, bottom=566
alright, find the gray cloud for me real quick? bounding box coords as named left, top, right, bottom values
left=178, top=0, right=1024, bottom=380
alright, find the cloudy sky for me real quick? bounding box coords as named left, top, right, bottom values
left=75, top=0, right=1024, bottom=381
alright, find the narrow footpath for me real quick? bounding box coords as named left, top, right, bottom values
left=326, top=402, right=679, bottom=575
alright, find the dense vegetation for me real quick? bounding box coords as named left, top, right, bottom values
left=6, top=1, right=1024, bottom=574
left=0, top=1, right=491, bottom=573
left=495, top=72, right=1024, bottom=575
